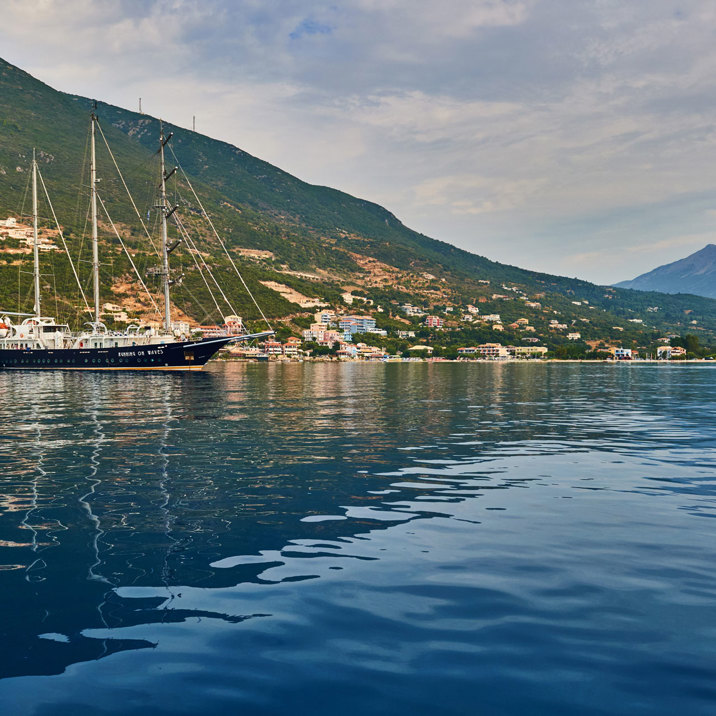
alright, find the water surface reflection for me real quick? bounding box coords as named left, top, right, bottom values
left=0, top=364, right=714, bottom=714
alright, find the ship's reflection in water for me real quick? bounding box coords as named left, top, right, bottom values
left=0, top=363, right=715, bottom=715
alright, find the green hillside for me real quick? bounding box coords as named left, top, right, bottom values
left=1, top=56, right=715, bottom=354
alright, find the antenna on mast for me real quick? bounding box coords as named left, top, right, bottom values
left=139, top=97, right=143, bottom=114
left=192, top=115, right=195, bottom=132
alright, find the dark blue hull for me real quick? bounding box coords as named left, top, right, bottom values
left=0, top=335, right=247, bottom=371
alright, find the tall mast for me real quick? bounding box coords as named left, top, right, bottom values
left=159, top=120, right=171, bottom=332
left=90, top=106, right=100, bottom=326
left=32, top=148, right=41, bottom=318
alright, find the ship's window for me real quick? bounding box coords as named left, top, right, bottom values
left=184, top=351, right=195, bottom=361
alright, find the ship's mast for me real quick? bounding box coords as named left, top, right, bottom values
left=159, top=121, right=171, bottom=332
left=90, top=107, right=100, bottom=326
left=32, top=149, right=41, bottom=318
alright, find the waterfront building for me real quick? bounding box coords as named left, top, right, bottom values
left=610, top=347, right=633, bottom=360
left=408, top=345, right=434, bottom=355
left=507, top=345, right=548, bottom=357
left=477, top=343, right=510, bottom=359
left=657, top=346, right=687, bottom=359
left=283, top=337, right=303, bottom=357
left=262, top=340, right=284, bottom=356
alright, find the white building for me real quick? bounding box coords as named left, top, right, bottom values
left=611, top=348, right=632, bottom=360
left=657, top=346, right=686, bottom=359
left=402, top=303, right=426, bottom=317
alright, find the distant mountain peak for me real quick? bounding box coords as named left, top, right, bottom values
left=615, top=244, right=716, bottom=298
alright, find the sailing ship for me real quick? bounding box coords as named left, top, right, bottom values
left=0, top=110, right=273, bottom=371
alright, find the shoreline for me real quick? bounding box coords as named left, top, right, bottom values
left=219, top=356, right=712, bottom=365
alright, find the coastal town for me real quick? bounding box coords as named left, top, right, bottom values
left=0, top=215, right=706, bottom=361
left=219, top=308, right=690, bottom=362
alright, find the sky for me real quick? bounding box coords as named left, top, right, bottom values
left=1, top=0, right=715, bottom=285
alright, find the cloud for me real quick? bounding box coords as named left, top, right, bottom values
left=1, top=0, right=716, bottom=284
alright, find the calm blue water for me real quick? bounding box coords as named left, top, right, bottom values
left=0, top=363, right=714, bottom=715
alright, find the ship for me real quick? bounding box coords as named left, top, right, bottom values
left=0, top=110, right=274, bottom=370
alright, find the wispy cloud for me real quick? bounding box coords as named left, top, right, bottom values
left=1, top=0, right=715, bottom=284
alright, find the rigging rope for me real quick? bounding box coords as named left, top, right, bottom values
left=96, top=192, right=161, bottom=317
left=96, top=121, right=161, bottom=258
left=18, top=169, right=31, bottom=220
left=173, top=213, right=236, bottom=318
left=168, top=145, right=272, bottom=329
left=36, top=166, right=92, bottom=318
left=174, top=280, right=212, bottom=325
left=174, top=225, right=224, bottom=320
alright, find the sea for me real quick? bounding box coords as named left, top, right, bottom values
left=0, top=362, right=714, bottom=715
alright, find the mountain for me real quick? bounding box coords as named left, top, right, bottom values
left=615, top=245, right=716, bottom=299
left=1, top=55, right=716, bottom=352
